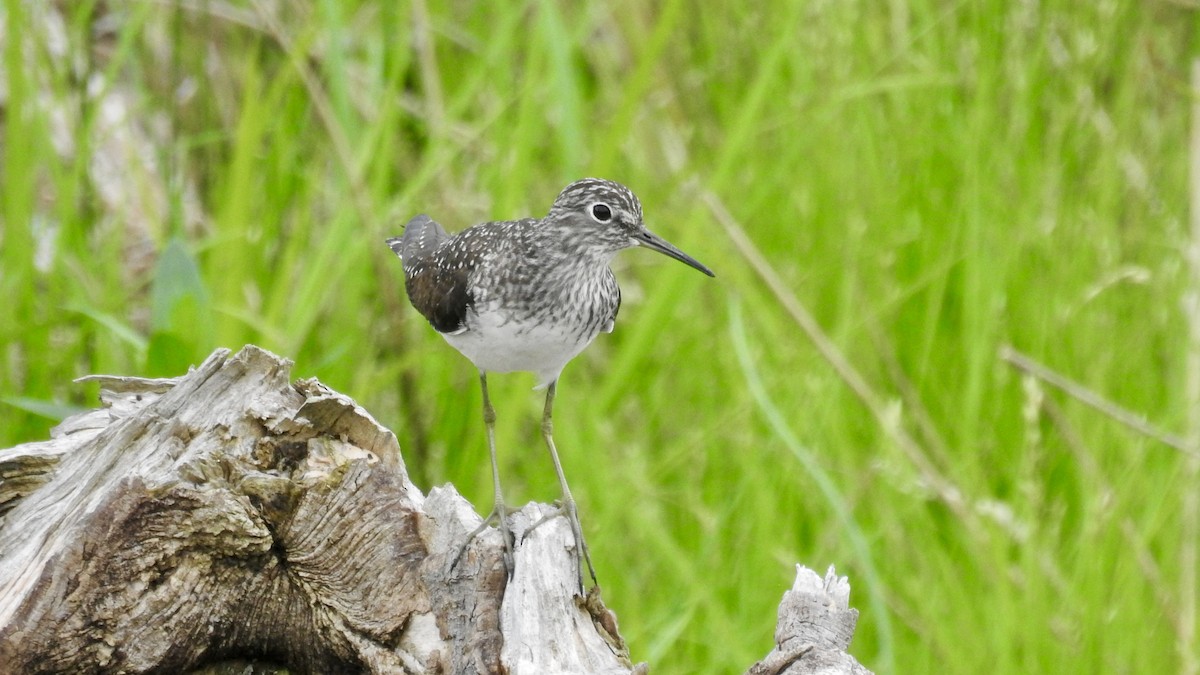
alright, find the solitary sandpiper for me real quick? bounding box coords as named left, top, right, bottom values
left=386, top=178, right=713, bottom=589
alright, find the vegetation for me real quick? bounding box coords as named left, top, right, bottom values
left=2, top=1, right=1197, bottom=672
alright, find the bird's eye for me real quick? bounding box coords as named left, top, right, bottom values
left=591, top=204, right=613, bottom=222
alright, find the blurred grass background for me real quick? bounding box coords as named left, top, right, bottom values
left=2, top=0, right=1199, bottom=672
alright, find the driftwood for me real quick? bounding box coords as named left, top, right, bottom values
left=0, top=346, right=870, bottom=674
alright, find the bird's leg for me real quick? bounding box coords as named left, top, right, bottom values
left=537, top=381, right=599, bottom=591
left=451, top=371, right=515, bottom=576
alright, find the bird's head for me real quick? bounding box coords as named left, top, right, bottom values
left=546, top=178, right=714, bottom=277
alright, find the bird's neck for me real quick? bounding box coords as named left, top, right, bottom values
left=539, top=246, right=617, bottom=280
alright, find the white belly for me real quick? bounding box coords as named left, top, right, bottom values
left=442, top=310, right=601, bottom=387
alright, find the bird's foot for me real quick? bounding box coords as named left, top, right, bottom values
left=525, top=498, right=599, bottom=593
left=451, top=501, right=516, bottom=578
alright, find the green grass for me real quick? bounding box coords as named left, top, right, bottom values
left=3, top=1, right=1198, bottom=672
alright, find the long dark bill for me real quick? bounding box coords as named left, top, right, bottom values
left=635, top=228, right=715, bottom=277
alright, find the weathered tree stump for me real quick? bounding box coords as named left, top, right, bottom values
left=746, top=566, right=871, bottom=675
left=0, top=346, right=870, bottom=674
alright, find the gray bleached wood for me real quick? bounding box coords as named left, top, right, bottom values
left=0, top=346, right=638, bottom=674
left=744, top=565, right=872, bottom=675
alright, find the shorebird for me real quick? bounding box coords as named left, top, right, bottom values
left=387, top=178, right=713, bottom=589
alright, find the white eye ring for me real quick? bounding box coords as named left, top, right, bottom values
left=590, top=203, right=613, bottom=222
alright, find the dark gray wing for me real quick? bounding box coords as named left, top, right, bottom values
left=386, top=215, right=473, bottom=335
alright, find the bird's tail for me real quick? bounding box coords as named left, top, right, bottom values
left=385, top=214, right=449, bottom=261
